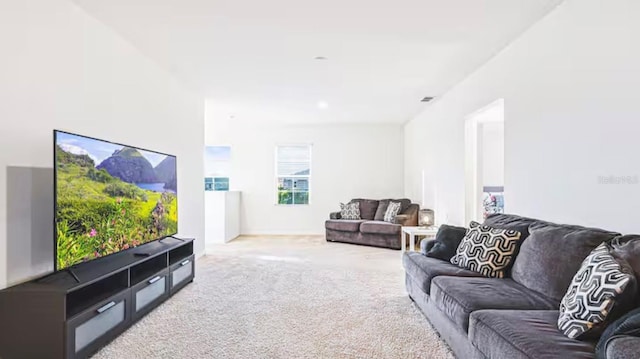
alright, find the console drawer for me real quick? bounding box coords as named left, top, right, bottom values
left=131, top=269, right=169, bottom=320
left=66, top=290, right=130, bottom=358
left=170, top=255, right=194, bottom=293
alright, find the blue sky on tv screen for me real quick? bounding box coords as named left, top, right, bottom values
left=56, top=132, right=167, bottom=167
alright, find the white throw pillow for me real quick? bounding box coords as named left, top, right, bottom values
left=383, top=201, right=402, bottom=223
left=340, top=202, right=361, bottom=220
left=450, top=221, right=522, bottom=278
left=558, top=242, right=635, bottom=340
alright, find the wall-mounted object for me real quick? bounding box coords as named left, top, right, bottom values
left=204, top=177, right=214, bottom=191
left=214, top=177, right=230, bottom=191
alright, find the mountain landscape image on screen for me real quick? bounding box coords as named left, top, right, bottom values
left=55, top=132, right=177, bottom=269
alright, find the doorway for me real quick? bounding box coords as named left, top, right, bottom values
left=464, top=99, right=505, bottom=223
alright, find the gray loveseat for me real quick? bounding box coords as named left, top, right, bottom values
left=403, top=213, right=640, bottom=359
left=325, top=198, right=419, bottom=249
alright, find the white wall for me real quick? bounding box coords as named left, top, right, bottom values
left=405, top=0, right=640, bottom=233
left=480, top=121, right=505, bottom=188
left=206, top=104, right=405, bottom=234
left=0, top=0, right=205, bottom=288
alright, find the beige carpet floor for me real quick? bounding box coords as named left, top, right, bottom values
left=93, top=236, right=453, bottom=359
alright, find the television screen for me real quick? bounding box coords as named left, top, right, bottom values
left=54, top=131, right=178, bottom=270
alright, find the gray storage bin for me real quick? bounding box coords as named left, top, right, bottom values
left=74, top=301, right=125, bottom=353
left=135, top=276, right=166, bottom=312
left=172, top=259, right=193, bottom=289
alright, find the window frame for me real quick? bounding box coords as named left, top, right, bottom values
left=274, top=144, right=312, bottom=206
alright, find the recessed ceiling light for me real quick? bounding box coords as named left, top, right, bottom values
left=317, top=101, right=329, bottom=109
left=314, top=56, right=328, bottom=60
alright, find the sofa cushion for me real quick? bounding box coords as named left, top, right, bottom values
left=469, top=310, right=595, bottom=359
left=511, top=225, right=619, bottom=302
left=397, top=198, right=411, bottom=213
left=596, top=307, right=640, bottom=359
left=325, top=220, right=365, bottom=232
left=349, top=199, right=379, bottom=220
left=402, top=252, right=482, bottom=294
left=558, top=243, right=638, bottom=340
left=430, top=276, right=558, bottom=331
left=360, top=221, right=400, bottom=236
left=375, top=199, right=391, bottom=221
left=450, top=221, right=523, bottom=278
left=482, top=213, right=536, bottom=275
left=611, top=235, right=640, bottom=290
left=424, top=224, right=467, bottom=261
left=483, top=213, right=537, bottom=240
left=374, top=198, right=411, bottom=221
left=605, top=336, right=640, bottom=359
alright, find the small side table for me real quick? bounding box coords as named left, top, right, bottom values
left=401, top=226, right=439, bottom=253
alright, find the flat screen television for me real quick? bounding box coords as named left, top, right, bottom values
left=54, top=130, right=178, bottom=270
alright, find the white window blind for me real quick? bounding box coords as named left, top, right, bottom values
left=276, top=145, right=311, bottom=205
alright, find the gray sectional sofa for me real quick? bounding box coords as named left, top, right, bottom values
left=403, top=213, right=640, bottom=359
left=325, top=198, right=419, bottom=249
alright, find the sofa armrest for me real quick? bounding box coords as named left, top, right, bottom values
left=420, top=238, right=436, bottom=255
left=394, top=214, right=411, bottom=226
left=330, top=211, right=342, bottom=220
left=395, top=203, right=419, bottom=226
left=606, top=336, right=640, bottom=359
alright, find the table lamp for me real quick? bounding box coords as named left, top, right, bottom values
left=418, top=209, right=435, bottom=228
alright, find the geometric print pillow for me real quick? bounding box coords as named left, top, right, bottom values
left=340, top=202, right=361, bottom=220
left=383, top=201, right=402, bottom=223
left=450, top=221, right=522, bottom=278
left=558, top=242, right=637, bottom=340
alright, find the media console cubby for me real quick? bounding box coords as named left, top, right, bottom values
left=0, top=237, right=195, bottom=359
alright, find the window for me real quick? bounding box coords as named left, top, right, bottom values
left=205, top=146, right=231, bottom=191
left=276, top=145, right=311, bottom=205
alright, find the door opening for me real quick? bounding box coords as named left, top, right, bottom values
left=464, top=99, right=505, bottom=223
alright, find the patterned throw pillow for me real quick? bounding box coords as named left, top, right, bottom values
left=450, top=221, right=522, bottom=278
left=558, top=243, right=637, bottom=340
left=340, top=202, right=361, bottom=220
left=383, top=201, right=402, bottom=223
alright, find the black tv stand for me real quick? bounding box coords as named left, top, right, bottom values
left=0, top=237, right=196, bottom=359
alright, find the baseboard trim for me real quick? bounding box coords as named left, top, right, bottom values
left=239, top=232, right=325, bottom=236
